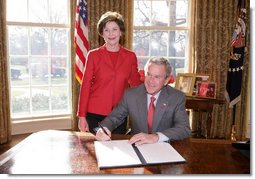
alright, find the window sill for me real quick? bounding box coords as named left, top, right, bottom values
left=11, top=116, right=72, bottom=135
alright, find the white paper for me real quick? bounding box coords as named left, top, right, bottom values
left=94, top=140, right=185, bottom=169
left=94, top=140, right=142, bottom=168
left=137, top=142, right=186, bottom=164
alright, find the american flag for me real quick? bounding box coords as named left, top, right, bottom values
left=74, top=0, right=89, bottom=84
left=225, top=0, right=246, bottom=107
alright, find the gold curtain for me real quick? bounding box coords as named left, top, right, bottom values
left=70, top=0, right=134, bottom=131
left=193, top=0, right=250, bottom=140
left=0, top=0, right=11, bottom=144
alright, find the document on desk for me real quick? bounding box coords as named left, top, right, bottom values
left=94, top=140, right=185, bottom=169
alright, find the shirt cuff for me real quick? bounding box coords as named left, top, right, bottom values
left=157, top=132, right=169, bottom=142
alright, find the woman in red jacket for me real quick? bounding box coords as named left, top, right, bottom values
left=77, top=11, right=142, bottom=133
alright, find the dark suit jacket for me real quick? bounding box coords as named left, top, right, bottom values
left=77, top=44, right=141, bottom=117
left=101, top=84, right=191, bottom=141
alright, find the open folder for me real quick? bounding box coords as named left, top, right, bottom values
left=94, top=140, right=186, bottom=169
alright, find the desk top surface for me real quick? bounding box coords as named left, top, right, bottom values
left=0, top=130, right=250, bottom=174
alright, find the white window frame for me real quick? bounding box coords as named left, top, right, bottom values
left=132, top=0, right=194, bottom=76
left=7, top=1, right=72, bottom=135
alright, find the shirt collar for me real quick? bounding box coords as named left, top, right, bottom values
left=147, top=91, right=161, bottom=101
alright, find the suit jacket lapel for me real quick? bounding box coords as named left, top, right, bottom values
left=152, top=87, right=169, bottom=132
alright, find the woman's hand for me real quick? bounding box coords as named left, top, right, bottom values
left=78, top=116, right=89, bottom=132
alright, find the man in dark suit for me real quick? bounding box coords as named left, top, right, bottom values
left=95, top=57, right=191, bottom=145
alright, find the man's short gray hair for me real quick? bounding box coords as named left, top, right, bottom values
left=144, top=57, right=172, bottom=79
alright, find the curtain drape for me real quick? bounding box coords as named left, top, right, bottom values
left=192, top=0, right=250, bottom=140
left=0, top=0, right=11, bottom=144
left=70, top=0, right=134, bottom=131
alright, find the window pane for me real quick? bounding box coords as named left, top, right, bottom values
left=169, top=58, right=185, bottom=76
left=51, top=29, right=68, bottom=56
left=31, top=57, right=49, bottom=84
left=51, top=57, right=67, bottom=82
left=174, top=0, right=188, bottom=27
left=10, top=57, right=29, bottom=85
left=51, top=86, right=69, bottom=112
left=134, top=0, right=188, bottom=27
left=31, top=28, right=49, bottom=55
left=134, top=0, right=151, bottom=26
left=133, top=30, right=150, bottom=56
left=8, top=27, right=28, bottom=55
left=29, top=0, right=49, bottom=23
left=151, top=31, right=168, bottom=56
left=169, top=30, right=187, bottom=57
left=7, top=0, right=28, bottom=22
left=32, top=87, right=49, bottom=113
left=11, top=87, right=30, bottom=116
left=151, top=1, right=169, bottom=26
left=50, top=0, right=68, bottom=24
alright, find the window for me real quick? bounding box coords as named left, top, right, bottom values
left=7, top=0, right=71, bottom=121
left=133, top=0, right=192, bottom=81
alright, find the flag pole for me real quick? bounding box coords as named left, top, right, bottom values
left=231, top=104, right=237, bottom=141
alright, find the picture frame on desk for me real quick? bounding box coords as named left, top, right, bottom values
left=193, top=74, right=211, bottom=95
left=175, top=73, right=196, bottom=96
left=196, top=81, right=217, bottom=99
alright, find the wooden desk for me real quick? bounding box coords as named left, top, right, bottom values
left=0, top=130, right=249, bottom=174
left=186, top=97, right=225, bottom=138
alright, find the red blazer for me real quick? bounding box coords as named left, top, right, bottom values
left=77, top=44, right=142, bottom=117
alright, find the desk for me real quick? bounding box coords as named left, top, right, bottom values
left=186, top=97, right=225, bottom=138
left=0, top=130, right=249, bottom=174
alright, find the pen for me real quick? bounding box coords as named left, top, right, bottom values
left=98, top=122, right=110, bottom=138
left=125, top=128, right=131, bottom=135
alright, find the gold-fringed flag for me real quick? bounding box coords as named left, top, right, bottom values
left=225, top=0, right=247, bottom=108
left=74, top=0, right=89, bottom=84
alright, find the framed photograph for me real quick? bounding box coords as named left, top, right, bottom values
left=193, top=74, right=211, bottom=95
left=196, top=82, right=217, bottom=99
left=195, top=74, right=210, bottom=82
left=175, top=73, right=196, bottom=96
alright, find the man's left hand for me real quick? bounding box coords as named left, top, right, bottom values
left=128, top=132, right=159, bottom=146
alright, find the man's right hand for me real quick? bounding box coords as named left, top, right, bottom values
left=78, top=116, right=89, bottom=132
left=95, top=127, right=111, bottom=141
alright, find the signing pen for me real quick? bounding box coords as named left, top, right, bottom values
left=98, top=122, right=111, bottom=138
left=125, top=128, right=131, bottom=135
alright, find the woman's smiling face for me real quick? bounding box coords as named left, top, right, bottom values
left=102, top=21, right=121, bottom=46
